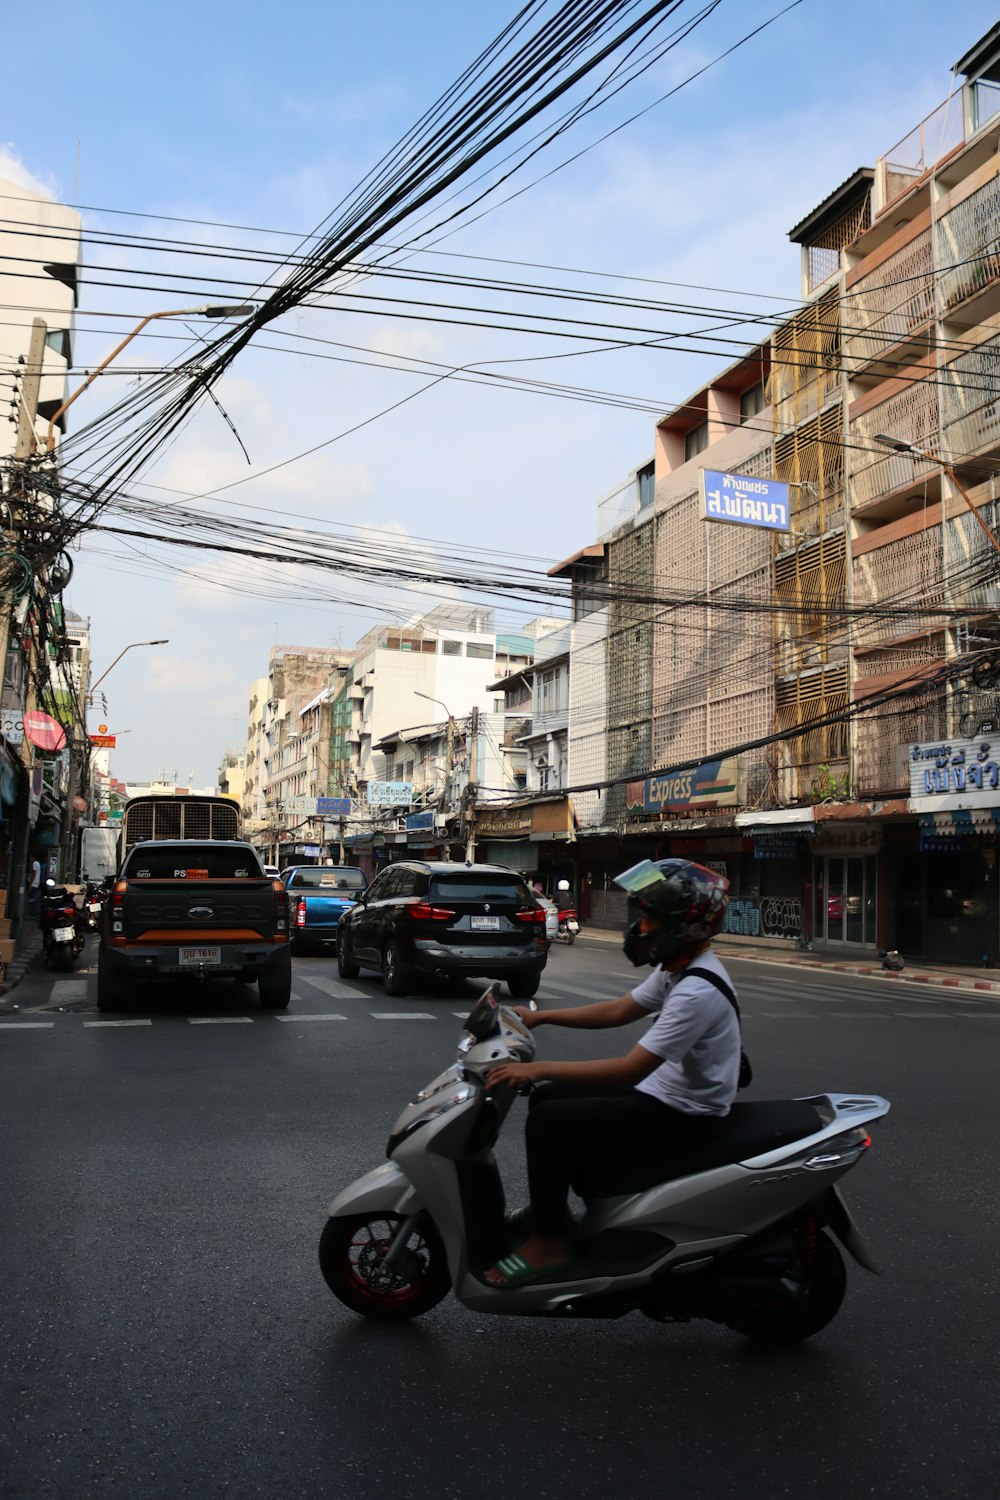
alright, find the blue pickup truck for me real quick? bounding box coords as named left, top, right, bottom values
left=283, top=865, right=367, bottom=953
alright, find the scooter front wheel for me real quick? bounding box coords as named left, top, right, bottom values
left=319, top=1212, right=450, bottom=1321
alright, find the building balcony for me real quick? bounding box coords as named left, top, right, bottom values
left=937, top=171, right=1000, bottom=323
left=843, top=226, right=934, bottom=376
left=874, top=92, right=964, bottom=220
left=940, top=326, right=1000, bottom=466
left=848, top=377, right=939, bottom=512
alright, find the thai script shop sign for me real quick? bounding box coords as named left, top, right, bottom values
left=367, top=780, right=413, bottom=806
left=909, top=739, right=1000, bottom=805
left=626, top=758, right=743, bottom=817
left=700, top=468, right=789, bottom=532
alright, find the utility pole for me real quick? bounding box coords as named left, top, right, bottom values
left=465, top=706, right=479, bottom=863
left=14, top=319, right=48, bottom=460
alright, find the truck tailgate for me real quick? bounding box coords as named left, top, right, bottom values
left=124, top=879, right=276, bottom=941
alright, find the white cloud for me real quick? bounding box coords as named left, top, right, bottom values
left=0, top=146, right=57, bottom=200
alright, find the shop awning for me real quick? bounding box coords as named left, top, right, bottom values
left=734, top=808, right=816, bottom=834
left=918, top=810, right=1000, bottom=837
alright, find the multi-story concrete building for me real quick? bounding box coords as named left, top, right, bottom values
left=553, top=22, right=1000, bottom=963
left=254, top=646, right=351, bottom=864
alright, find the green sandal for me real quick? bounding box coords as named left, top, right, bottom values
left=485, top=1250, right=574, bottom=1288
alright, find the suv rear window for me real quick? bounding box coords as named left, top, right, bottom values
left=287, top=868, right=365, bottom=891
left=124, top=848, right=265, bottom=879
left=428, top=874, right=530, bottom=903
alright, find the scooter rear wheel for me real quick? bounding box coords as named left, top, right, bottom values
left=319, top=1212, right=450, bottom=1321
left=730, top=1231, right=847, bottom=1345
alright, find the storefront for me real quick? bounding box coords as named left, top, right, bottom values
left=902, top=736, right=1000, bottom=967
left=809, top=824, right=881, bottom=950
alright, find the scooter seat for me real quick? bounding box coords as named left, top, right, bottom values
left=574, top=1099, right=823, bottom=1198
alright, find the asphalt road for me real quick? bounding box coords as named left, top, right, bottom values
left=1, top=936, right=998, bottom=1500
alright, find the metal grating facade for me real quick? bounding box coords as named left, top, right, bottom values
left=849, top=379, right=939, bottom=508
left=936, top=172, right=1000, bottom=314
left=852, top=525, right=946, bottom=647
left=842, top=229, right=934, bottom=368
left=940, top=330, right=1000, bottom=458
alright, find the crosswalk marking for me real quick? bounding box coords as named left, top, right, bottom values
left=187, top=1016, right=254, bottom=1025
left=371, top=1012, right=435, bottom=1020
left=50, top=980, right=88, bottom=1003
left=299, top=975, right=371, bottom=999
left=83, top=1019, right=152, bottom=1028
left=274, top=1013, right=347, bottom=1022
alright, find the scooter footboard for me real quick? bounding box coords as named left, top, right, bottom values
left=327, top=1161, right=422, bottom=1220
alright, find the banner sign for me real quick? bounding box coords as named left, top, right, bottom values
left=317, top=796, right=351, bottom=816
left=753, top=833, right=798, bottom=860
left=0, top=710, right=23, bottom=746
left=405, top=810, right=434, bottom=832
left=476, top=806, right=533, bottom=839
left=367, top=780, right=413, bottom=806
left=909, top=738, right=1000, bottom=806
left=283, top=796, right=352, bottom=816
left=89, top=734, right=117, bottom=749
left=700, top=468, right=789, bottom=532
left=626, top=758, right=742, bottom=817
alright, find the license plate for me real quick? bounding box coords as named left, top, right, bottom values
left=471, top=915, right=500, bottom=931
left=179, top=945, right=222, bottom=966
left=53, top=926, right=75, bottom=942
left=89, top=903, right=101, bottom=913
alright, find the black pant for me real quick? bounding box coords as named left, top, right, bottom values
left=525, top=1081, right=724, bottom=1235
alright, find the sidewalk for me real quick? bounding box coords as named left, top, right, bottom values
left=0, top=921, right=45, bottom=1009
left=577, top=926, right=1000, bottom=994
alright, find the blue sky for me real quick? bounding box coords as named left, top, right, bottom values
left=2, top=0, right=994, bottom=781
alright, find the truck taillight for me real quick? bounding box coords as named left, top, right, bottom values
left=111, top=881, right=127, bottom=936
left=272, top=880, right=289, bottom=935
left=296, top=898, right=307, bottom=928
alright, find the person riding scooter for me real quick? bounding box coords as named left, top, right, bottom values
left=484, top=858, right=739, bottom=1288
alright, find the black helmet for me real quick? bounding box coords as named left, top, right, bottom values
left=615, top=858, right=729, bottom=968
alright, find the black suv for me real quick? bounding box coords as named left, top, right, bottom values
left=336, top=861, right=548, bottom=998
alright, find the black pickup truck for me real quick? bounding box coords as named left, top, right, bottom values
left=97, top=840, right=292, bottom=1012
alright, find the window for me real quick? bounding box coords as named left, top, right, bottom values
left=429, top=873, right=530, bottom=903
left=288, top=867, right=365, bottom=891
left=637, top=461, right=655, bottom=511
left=537, top=667, right=567, bottom=716
left=404, top=759, right=414, bottom=780
left=442, top=640, right=462, bottom=656
left=383, top=760, right=395, bottom=782
left=123, top=847, right=265, bottom=879
left=684, top=422, right=709, bottom=462
left=740, top=382, right=765, bottom=423
left=466, top=642, right=494, bottom=659
left=493, top=698, right=504, bottom=714
left=44, top=328, right=71, bottom=363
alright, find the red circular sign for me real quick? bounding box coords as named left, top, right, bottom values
left=22, top=711, right=67, bottom=752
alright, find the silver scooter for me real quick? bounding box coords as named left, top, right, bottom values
left=319, top=984, right=889, bottom=1344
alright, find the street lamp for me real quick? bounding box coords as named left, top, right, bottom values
left=44, top=303, right=255, bottom=452
left=88, top=640, right=169, bottom=706
left=872, top=433, right=1000, bottom=561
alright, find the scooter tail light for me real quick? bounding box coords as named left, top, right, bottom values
left=409, top=903, right=456, bottom=921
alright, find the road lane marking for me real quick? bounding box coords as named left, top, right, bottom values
left=50, top=981, right=88, bottom=1003
left=187, top=1016, right=255, bottom=1024
left=299, top=975, right=370, bottom=999
left=453, top=1011, right=470, bottom=1019
left=0, top=1021, right=55, bottom=1029
left=274, top=1013, right=347, bottom=1022
left=893, top=1012, right=948, bottom=1018
left=84, top=1019, right=152, bottom=1028
left=371, top=1012, right=435, bottom=1020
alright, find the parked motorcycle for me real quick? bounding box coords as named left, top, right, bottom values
left=40, top=881, right=86, bottom=971
left=319, top=984, right=889, bottom=1344
left=83, top=880, right=105, bottom=932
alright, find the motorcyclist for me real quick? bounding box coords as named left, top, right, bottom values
left=484, top=858, right=740, bottom=1288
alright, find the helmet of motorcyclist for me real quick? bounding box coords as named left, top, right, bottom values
left=614, top=858, right=729, bottom=968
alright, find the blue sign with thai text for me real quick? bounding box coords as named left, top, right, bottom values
left=316, top=797, right=351, bottom=816
left=700, top=468, right=789, bottom=532
left=405, top=810, right=434, bottom=832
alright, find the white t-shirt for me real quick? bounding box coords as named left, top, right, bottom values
left=631, top=949, right=741, bottom=1116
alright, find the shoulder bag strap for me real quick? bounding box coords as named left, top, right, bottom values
left=683, top=965, right=742, bottom=1027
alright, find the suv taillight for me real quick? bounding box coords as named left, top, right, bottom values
left=111, top=878, right=127, bottom=939
left=515, top=906, right=547, bottom=924
left=409, top=903, right=456, bottom=921
left=272, top=881, right=290, bottom=935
